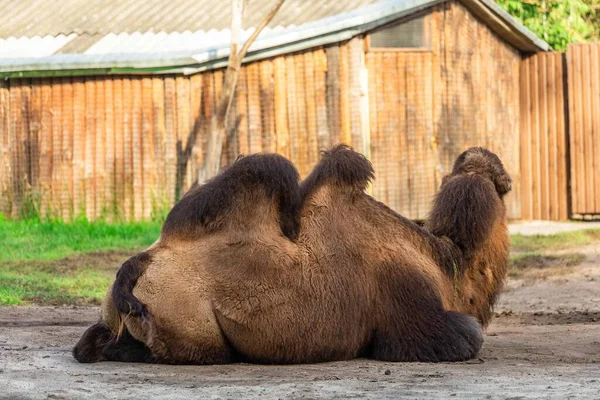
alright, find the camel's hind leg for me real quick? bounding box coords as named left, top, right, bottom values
left=371, top=267, right=483, bottom=362
left=72, top=322, right=152, bottom=363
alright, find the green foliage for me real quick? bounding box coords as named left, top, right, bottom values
left=0, top=219, right=162, bottom=262
left=497, top=0, right=597, bottom=50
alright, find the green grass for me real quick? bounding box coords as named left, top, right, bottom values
left=0, top=262, right=113, bottom=305
left=1, top=219, right=599, bottom=306
left=0, top=218, right=162, bottom=262
left=0, top=218, right=162, bottom=305
left=511, top=229, right=600, bottom=253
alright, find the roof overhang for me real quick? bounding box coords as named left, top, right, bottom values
left=0, top=0, right=550, bottom=78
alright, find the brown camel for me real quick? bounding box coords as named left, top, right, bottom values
left=73, top=145, right=511, bottom=364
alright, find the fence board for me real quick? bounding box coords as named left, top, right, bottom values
left=112, top=78, right=124, bottom=219
left=520, top=52, right=569, bottom=220
left=5, top=40, right=600, bottom=222
left=567, top=43, right=600, bottom=216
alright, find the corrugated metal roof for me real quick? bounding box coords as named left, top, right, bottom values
left=0, top=0, right=381, bottom=38
left=0, top=0, right=381, bottom=58
left=0, top=0, right=549, bottom=76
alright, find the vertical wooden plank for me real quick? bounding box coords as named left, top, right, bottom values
left=236, top=68, right=249, bottom=156
left=378, top=52, right=391, bottom=207
left=294, top=54, right=308, bottom=176
left=163, top=77, right=177, bottom=205
left=338, top=44, right=351, bottom=146
left=61, top=77, right=74, bottom=220
left=152, top=77, right=167, bottom=213
left=530, top=55, right=540, bottom=219
left=538, top=54, right=549, bottom=220
left=122, top=77, right=133, bottom=221
left=20, top=82, right=32, bottom=215
left=567, top=46, right=577, bottom=216
left=94, top=78, right=106, bottom=220
left=325, top=46, right=341, bottom=145
left=594, top=45, right=600, bottom=213
left=213, top=70, right=225, bottom=167
left=571, top=45, right=584, bottom=214
left=103, top=79, right=115, bottom=220
left=84, top=77, right=96, bottom=221
left=10, top=82, right=24, bottom=218
left=0, top=80, right=11, bottom=215
left=141, top=77, right=155, bottom=219
left=303, top=52, right=319, bottom=168
left=555, top=54, right=568, bottom=220
left=0, top=80, right=9, bottom=214
left=348, top=37, right=365, bottom=154
left=406, top=54, right=420, bottom=219
left=39, top=80, right=52, bottom=218
left=520, top=58, right=532, bottom=220
left=366, top=52, right=382, bottom=202
left=510, top=49, right=522, bottom=220
left=314, top=49, right=329, bottom=153
left=421, top=53, right=436, bottom=220
left=546, top=55, right=558, bottom=220
left=200, top=72, right=215, bottom=172
left=582, top=45, right=595, bottom=212
left=132, top=77, right=143, bottom=220
left=72, top=78, right=85, bottom=219
left=49, top=79, right=63, bottom=219
left=188, top=73, right=203, bottom=176
left=259, top=60, right=276, bottom=154
left=112, top=77, right=124, bottom=219
left=174, top=76, right=189, bottom=197
left=379, top=52, right=390, bottom=208
left=383, top=52, right=400, bottom=213
left=285, top=55, right=299, bottom=168
left=273, top=57, right=290, bottom=158
left=29, top=82, right=42, bottom=198
left=246, top=63, right=262, bottom=155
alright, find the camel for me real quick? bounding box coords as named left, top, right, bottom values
left=73, top=145, right=511, bottom=364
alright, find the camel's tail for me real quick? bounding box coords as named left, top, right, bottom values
left=111, top=252, right=152, bottom=322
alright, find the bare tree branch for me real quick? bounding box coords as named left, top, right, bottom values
left=198, top=0, right=285, bottom=184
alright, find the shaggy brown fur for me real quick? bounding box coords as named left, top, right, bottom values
left=73, top=145, right=510, bottom=365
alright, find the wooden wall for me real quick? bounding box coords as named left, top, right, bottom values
left=0, top=1, right=529, bottom=222
left=519, top=52, right=569, bottom=221
left=366, top=51, right=436, bottom=220
left=0, top=40, right=367, bottom=221
left=366, top=2, right=522, bottom=220
left=567, top=43, right=600, bottom=217
left=433, top=2, right=522, bottom=219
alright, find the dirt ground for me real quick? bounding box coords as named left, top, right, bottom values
left=2, top=242, right=600, bottom=399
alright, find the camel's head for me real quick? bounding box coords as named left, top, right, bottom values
left=445, top=147, right=512, bottom=197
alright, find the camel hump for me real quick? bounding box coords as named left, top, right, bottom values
left=162, top=153, right=302, bottom=240
left=301, top=144, right=374, bottom=199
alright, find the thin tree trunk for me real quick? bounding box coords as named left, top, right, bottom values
left=198, top=0, right=285, bottom=183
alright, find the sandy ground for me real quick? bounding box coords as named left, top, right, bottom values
left=2, top=234, right=600, bottom=399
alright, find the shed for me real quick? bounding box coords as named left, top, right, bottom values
left=0, top=0, right=549, bottom=221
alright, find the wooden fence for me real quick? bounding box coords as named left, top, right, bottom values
left=519, top=52, right=569, bottom=221
left=567, top=43, right=600, bottom=217
left=0, top=40, right=369, bottom=221
left=520, top=43, right=600, bottom=220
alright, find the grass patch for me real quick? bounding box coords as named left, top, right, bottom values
left=511, top=229, right=600, bottom=253
left=508, top=253, right=586, bottom=280
left=0, top=219, right=161, bottom=262
left=0, top=250, right=142, bottom=306
left=0, top=219, right=161, bottom=305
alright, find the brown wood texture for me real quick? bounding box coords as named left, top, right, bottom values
left=568, top=43, right=600, bottom=216
left=520, top=52, right=569, bottom=220
left=2, top=6, right=594, bottom=222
